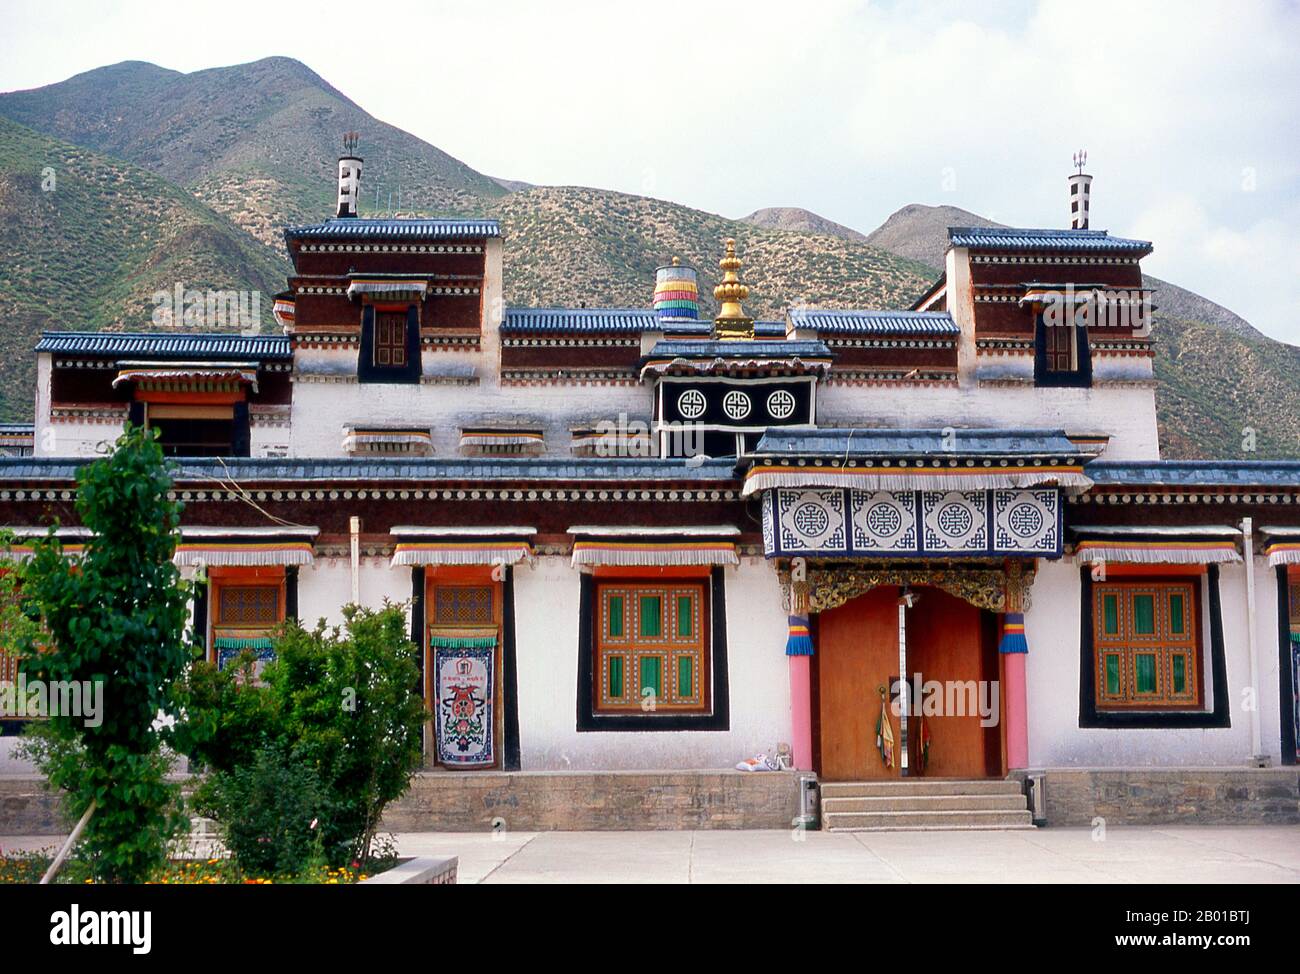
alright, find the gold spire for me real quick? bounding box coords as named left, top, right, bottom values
left=712, top=238, right=754, bottom=340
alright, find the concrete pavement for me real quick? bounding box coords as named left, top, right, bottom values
left=392, top=826, right=1300, bottom=884
left=4, top=826, right=1296, bottom=883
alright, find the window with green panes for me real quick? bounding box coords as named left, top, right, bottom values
left=1093, top=578, right=1201, bottom=709
left=594, top=581, right=708, bottom=713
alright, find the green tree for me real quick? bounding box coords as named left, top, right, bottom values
left=15, top=425, right=193, bottom=883
left=176, top=603, right=427, bottom=869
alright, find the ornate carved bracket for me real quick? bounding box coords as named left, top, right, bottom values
left=779, top=559, right=1036, bottom=615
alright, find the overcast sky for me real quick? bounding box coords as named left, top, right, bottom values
left=2, top=0, right=1298, bottom=342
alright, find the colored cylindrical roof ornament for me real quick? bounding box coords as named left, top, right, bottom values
left=654, top=257, right=699, bottom=320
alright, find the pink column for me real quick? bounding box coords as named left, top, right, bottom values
left=789, top=655, right=813, bottom=770
left=1004, top=652, right=1029, bottom=770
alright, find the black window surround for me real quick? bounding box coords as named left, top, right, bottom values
left=1276, top=566, right=1297, bottom=765
left=358, top=304, right=421, bottom=384
left=576, top=567, right=730, bottom=732
left=1079, top=565, right=1230, bottom=729
left=1034, top=312, right=1093, bottom=389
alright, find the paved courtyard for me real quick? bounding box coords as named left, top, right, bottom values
left=393, top=826, right=1300, bottom=883
left=4, top=826, right=1296, bottom=883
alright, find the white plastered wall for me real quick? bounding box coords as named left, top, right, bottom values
left=1024, top=556, right=1285, bottom=767
left=510, top=556, right=792, bottom=770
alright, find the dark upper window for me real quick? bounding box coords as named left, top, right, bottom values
left=359, top=305, right=420, bottom=384
left=1034, top=312, right=1092, bottom=388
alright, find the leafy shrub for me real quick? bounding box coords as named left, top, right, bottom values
left=176, top=604, right=427, bottom=870
left=198, top=745, right=324, bottom=877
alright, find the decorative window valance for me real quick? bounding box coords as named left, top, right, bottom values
left=1, top=526, right=91, bottom=561
left=568, top=525, right=740, bottom=569
left=744, top=463, right=1091, bottom=495
left=459, top=428, right=545, bottom=456
left=173, top=526, right=318, bottom=567
left=1071, top=525, right=1241, bottom=565
left=569, top=427, right=653, bottom=458
left=390, top=526, right=536, bottom=568
left=342, top=426, right=433, bottom=456
left=346, top=279, right=428, bottom=302
left=112, top=363, right=260, bottom=393
left=1260, top=526, right=1300, bottom=567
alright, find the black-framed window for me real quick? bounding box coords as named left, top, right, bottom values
left=1079, top=566, right=1230, bottom=728
left=1034, top=311, right=1092, bottom=388
left=576, top=567, right=729, bottom=731
left=358, top=304, right=420, bottom=384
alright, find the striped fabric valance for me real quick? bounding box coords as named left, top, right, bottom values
left=174, top=541, right=315, bottom=567
left=112, top=366, right=259, bottom=391
left=459, top=429, right=545, bottom=454
left=568, top=525, right=740, bottom=569
left=571, top=540, right=739, bottom=568
left=213, top=636, right=275, bottom=651
left=346, top=279, right=428, bottom=301
left=392, top=540, right=534, bottom=567
left=1264, top=542, right=1300, bottom=568
left=1, top=544, right=85, bottom=563
left=1073, top=528, right=1242, bottom=565
left=742, top=464, right=1092, bottom=496
left=342, top=428, right=433, bottom=456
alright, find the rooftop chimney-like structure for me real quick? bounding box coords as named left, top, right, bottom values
left=1069, top=149, right=1092, bottom=230
left=711, top=239, right=754, bottom=341
left=337, top=132, right=362, bottom=219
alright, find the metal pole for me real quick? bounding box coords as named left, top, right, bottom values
left=1241, top=517, right=1265, bottom=763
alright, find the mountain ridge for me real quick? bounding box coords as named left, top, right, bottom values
left=0, top=56, right=1295, bottom=458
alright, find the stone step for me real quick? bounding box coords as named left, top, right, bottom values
left=824, top=809, right=1035, bottom=831
left=820, top=779, right=1024, bottom=799
left=822, top=794, right=1028, bottom=813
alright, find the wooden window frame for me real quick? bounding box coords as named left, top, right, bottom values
left=1091, top=575, right=1203, bottom=711
left=208, top=568, right=286, bottom=666
left=593, top=578, right=710, bottom=715
left=373, top=309, right=409, bottom=369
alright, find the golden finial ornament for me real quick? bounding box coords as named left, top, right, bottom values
left=712, top=238, right=755, bottom=340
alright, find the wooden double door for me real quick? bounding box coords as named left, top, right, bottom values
left=815, top=585, right=1004, bottom=781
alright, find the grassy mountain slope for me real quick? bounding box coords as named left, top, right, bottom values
left=493, top=187, right=933, bottom=318
left=0, top=116, right=287, bottom=421
left=740, top=206, right=867, bottom=242
left=0, top=58, right=506, bottom=248
left=1, top=58, right=1293, bottom=458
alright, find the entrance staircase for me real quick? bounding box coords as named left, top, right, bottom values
left=821, top=779, right=1034, bottom=831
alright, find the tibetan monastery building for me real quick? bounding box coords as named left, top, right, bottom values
left=2, top=152, right=1298, bottom=806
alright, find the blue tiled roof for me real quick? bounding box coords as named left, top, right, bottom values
left=789, top=309, right=958, bottom=335
left=284, top=218, right=500, bottom=242
left=503, top=308, right=658, bottom=333
left=0, top=456, right=740, bottom=484
left=1087, top=461, right=1300, bottom=488
left=35, top=331, right=292, bottom=360
left=646, top=340, right=833, bottom=360
left=753, top=427, right=1084, bottom=458
left=947, top=227, right=1152, bottom=255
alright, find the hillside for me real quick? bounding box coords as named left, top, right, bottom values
left=0, top=58, right=506, bottom=248
left=740, top=206, right=867, bottom=242
left=863, top=202, right=1296, bottom=456
left=0, top=116, right=287, bottom=421
left=0, top=57, right=1294, bottom=458
left=494, top=188, right=931, bottom=318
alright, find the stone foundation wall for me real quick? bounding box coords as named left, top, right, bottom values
left=1034, top=768, right=1300, bottom=826
left=0, top=776, right=69, bottom=836
left=381, top=771, right=805, bottom=832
